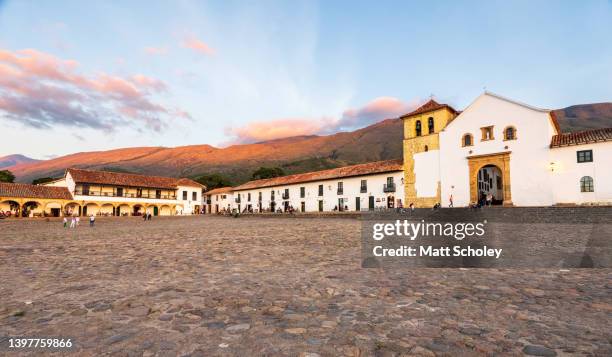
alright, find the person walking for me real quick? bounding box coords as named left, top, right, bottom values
left=75, top=216, right=80, bottom=227
left=449, top=194, right=454, bottom=208
left=486, top=192, right=493, bottom=207
left=89, top=214, right=95, bottom=227
left=70, top=216, right=76, bottom=228
left=63, top=217, right=68, bottom=228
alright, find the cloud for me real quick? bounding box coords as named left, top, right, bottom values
left=0, top=48, right=189, bottom=132
left=336, top=97, right=418, bottom=130
left=223, top=97, right=420, bottom=145
left=181, top=36, right=215, bottom=56
left=144, top=46, right=168, bottom=56
left=224, top=117, right=334, bottom=144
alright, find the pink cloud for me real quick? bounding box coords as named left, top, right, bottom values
left=224, top=97, right=420, bottom=145
left=224, top=118, right=334, bottom=144
left=144, top=46, right=168, bottom=56
left=336, top=96, right=419, bottom=130
left=181, top=36, right=215, bottom=56
left=0, top=48, right=188, bottom=131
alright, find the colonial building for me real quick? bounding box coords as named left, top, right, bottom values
left=203, top=160, right=405, bottom=213
left=204, top=187, right=234, bottom=214
left=403, top=92, right=612, bottom=207
left=0, top=168, right=204, bottom=217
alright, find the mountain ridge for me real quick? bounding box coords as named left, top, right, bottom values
left=0, top=154, right=40, bottom=170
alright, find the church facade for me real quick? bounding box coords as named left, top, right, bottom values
left=403, top=92, right=612, bottom=207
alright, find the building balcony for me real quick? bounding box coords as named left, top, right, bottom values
left=235, top=197, right=241, bottom=203
left=360, top=186, right=367, bottom=193
left=74, top=190, right=176, bottom=200
left=337, top=189, right=344, bottom=195
left=282, top=192, right=289, bottom=200
left=383, top=183, right=396, bottom=193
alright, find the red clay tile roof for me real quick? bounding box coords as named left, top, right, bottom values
left=234, top=159, right=404, bottom=191
left=400, top=99, right=458, bottom=118
left=67, top=168, right=204, bottom=189
left=0, top=182, right=72, bottom=200
left=550, top=128, right=612, bottom=148
left=205, top=187, right=234, bottom=195
left=176, top=178, right=206, bottom=189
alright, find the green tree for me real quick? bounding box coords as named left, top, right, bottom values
left=251, top=167, right=285, bottom=180
left=32, top=177, right=56, bottom=185
left=0, top=170, right=15, bottom=183
left=195, top=173, right=233, bottom=190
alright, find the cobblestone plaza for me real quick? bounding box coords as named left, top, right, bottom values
left=1, top=216, right=610, bottom=356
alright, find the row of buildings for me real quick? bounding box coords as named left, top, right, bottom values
left=1, top=91, right=610, bottom=217
left=204, top=160, right=405, bottom=214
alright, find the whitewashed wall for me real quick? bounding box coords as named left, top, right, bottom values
left=207, top=192, right=234, bottom=213
left=65, top=173, right=76, bottom=193
left=414, top=150, right=440, bottom=197
left=41, top=178, right=68, bottom=187
left=550, top=142, right=612, bottom=204
left=176, top=185, right=203, bottom=215
left=230, top=171, right=405, bottom=213
left=439, top=93, right=557, bottom=207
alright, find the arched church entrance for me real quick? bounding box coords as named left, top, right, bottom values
left=477, top=165, right=504, bottom=205
left=468, top=152, right=512, bottom=206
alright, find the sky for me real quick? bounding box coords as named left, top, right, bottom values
left=0, top=0, right=611, bottom=159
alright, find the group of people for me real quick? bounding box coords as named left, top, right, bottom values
left=142, top=212, right=153, bottom=221
left=469, top=192, right=495, bottom=209
left=63, top=214, right=95, bottom=228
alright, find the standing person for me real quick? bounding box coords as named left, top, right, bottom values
left=449, top=194, right=454, bottom=208
left=75, top=216, right=80, bottom=227
left=70, top=216, right=76, bottom=228
left=89, top=214, right=95, bottom=227
left=63, top=217, right=68, bottom=228
left=486, top=192, right=493, bottom=206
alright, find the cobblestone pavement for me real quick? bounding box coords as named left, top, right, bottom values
left=0, top=216, right=610, bottom=356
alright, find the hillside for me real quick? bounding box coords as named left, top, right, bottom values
left=8, top=118, right=404, bottom=184
left=0, top=154, right=40, bottom=169
left=6, top=102, right=612, bottom=185
left=553, top=103, right=612, bottom=132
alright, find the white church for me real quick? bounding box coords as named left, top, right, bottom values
left=403, top=91, right=611, bottom=207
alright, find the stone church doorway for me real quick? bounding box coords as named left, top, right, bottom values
left=477, top=165, right=504, bottom=204
left=468, top=152, right=512, bottom=206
